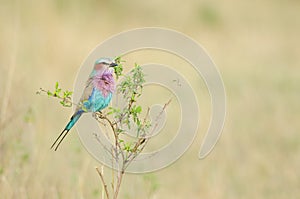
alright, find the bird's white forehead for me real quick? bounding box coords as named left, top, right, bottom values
left=95, top=57, right=113, bottom=64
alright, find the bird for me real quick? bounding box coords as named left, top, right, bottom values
left=51, top=57, right=118, bottom=151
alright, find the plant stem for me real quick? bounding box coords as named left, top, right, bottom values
left=96, top=167, right=110, bottom=199
left=113, top=169, right=124, bottom=199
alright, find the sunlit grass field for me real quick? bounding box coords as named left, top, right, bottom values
left=1, top=0, right=300, bottom=198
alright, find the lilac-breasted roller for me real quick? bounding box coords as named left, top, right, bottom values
left=51, top=57, right=117, bottom=151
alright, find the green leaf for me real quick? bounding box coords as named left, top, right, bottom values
left=117, top=128, right=124, bottom=133
left=124, top=142, right=133, bottom=152
left=136, top=119, right=141, bottom=126
left=63, top=90, right=73, bottom=98
left=47, top=91, right=53, bottom=96
left=56, top=88, right=62, bottom=94
left=136, top=106, right=142, bottom=113
left=113, top=56, right=124, bottom=79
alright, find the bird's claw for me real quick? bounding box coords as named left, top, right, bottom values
left=93, top=111, right=106, bottom=120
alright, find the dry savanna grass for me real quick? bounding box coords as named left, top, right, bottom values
left=0, top=0, right=299, bottom=198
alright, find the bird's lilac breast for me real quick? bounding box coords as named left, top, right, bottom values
left=92, top=70, right=115, bottom=98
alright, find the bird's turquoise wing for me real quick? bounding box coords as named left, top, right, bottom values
left=89, top=89, right=112, bottom=112
left=77, top=77, right=113, bottom=112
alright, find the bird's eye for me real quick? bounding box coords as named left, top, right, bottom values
left=96, top=61, right=110, bottom=65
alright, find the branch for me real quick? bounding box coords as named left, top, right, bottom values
left=149, top=98, right=172, bottom=136
left=36, top=83, right=75, bottom=107
left=113, top=166, right=125, bottom=199
left=124, top=98, right=172, bottom=170
left=93, top=133, right=117, bottom=160
left=95, top=112, right=125, bottom=170
left=96, top=167, right=110, bottom=199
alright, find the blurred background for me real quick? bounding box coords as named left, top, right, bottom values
left=0, top=0, right=299, bottom=198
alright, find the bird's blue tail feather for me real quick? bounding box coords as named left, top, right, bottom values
left=51, top=110, right=83, bottom=151
left=65, top=111, right=83, bottom=131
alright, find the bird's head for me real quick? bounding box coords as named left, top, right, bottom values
left=94, top=57, right=118, bottom=71
left=90, top=57, right=118, bottom=78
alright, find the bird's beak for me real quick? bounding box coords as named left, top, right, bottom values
left=109, top=62, right=118, bottom=67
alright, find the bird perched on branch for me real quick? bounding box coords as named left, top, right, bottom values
left=51, top=57, right=117, bottom=151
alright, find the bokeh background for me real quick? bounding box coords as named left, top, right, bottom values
left=1, top=0, right=300, bottom=198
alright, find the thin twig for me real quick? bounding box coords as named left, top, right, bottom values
left=96, top=167, right=110, bottom=199
left=93, top=133, right=117, bottom=160
left=124, top=98, right=172, bottom=169
left=36, top=88, right=78, bottom=107
left=113, top=168, right=125, bottom=199
left=149, top=98, right=172, bottom=136
left=95, top=112, right=125, bottom=162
